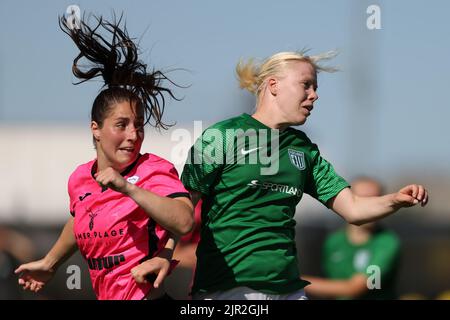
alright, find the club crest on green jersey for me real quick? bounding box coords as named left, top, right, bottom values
left=288, top=149, right=305, bottom=170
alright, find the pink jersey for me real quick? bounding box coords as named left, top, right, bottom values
left=68, top=153, right=189, bottom=300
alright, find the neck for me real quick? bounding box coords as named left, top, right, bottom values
left=95, top=149, right=125, bottom=173
left=346, top=225, right=371, bottom=245
left=96, top=157, right=113, bottom=172
left=252, top=107, right=290, bottom=131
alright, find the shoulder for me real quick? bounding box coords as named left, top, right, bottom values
left=324, top=229, right=347, bottom=247
left=285, top=127, right=316, bottom=146
left=67, top=159, right=95, bottom=199
left=286, top=127, right=310, bottom=139
left=68, top=159, right=95, bottom=186
left=205, top=114, right=249, bottom=132
left=373, top=229, right=400, bottom=247
left=138, top=153, right=176, bottom=169
left=212, top=114, right=247, bottom=129
left=193, top=115, right=248, bottom=150
left=285, top=127, right=322, bottom=163
left=137, top=153, right=186, bottom=194
left=136, top=153, right=178, bottom=175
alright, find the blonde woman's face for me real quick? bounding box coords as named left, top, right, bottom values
left=275, top=61, right=318, bottom=126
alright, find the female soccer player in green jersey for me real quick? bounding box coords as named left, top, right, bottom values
left=180, top=50, right=429, bottom=300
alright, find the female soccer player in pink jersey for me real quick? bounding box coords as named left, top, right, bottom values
left=14, top=13, right=194, bottom=300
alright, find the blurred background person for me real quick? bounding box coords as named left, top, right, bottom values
left=0, top=225, right=35, bottom=299
left=304, top=177, right=401, bottom=299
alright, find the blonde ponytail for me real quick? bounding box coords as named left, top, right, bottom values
left=236, top=58, right=260, bottom=94
left=236, top=49, right=338, bottom=97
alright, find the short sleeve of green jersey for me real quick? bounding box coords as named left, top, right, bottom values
left=368, top=232, right=400, bottom=277
left=181, top=125, right=226, bottom=196
left=305, top=144, right=350, bottom=206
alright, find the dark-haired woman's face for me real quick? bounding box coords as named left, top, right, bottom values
left=92, top=101, right=144, bottom=172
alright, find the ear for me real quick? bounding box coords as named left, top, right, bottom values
left=91, top=121, right=100, bottom=141
left=267, top=77, right=278, bottom=96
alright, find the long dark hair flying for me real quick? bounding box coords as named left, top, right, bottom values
left=59, top=13, right=178, bottom=129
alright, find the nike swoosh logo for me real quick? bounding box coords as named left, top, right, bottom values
left=241, top=147, right=261, bottom=155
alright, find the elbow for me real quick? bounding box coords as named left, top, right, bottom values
left=169, top=199, right=196, bottom=236
left=345, top=275, right=369, bottom=298
left=344, top=286, right=367, bottom=299
left=344, top=212, right=366, bottom=226
left=348, top=219, right=364, bottom=226
left=174, top=209, right=195, bottom=236
left=178, top=218, right=195, bottom=236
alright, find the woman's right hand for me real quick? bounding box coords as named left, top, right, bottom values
left=14, top=258, right=56, bottom=293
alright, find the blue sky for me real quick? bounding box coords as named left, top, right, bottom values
left=1, top=0, right=449, bottom=180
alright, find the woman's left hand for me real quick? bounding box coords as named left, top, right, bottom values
left=393, top=184, right=429, bottom=208
left=94, top=167, right=129, bottom=193
left=131, top=256, right=170, bottom=288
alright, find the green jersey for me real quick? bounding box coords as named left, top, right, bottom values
left=181, top=113, right=349, bottom=295
left=323, top=228, right=400, bottom=299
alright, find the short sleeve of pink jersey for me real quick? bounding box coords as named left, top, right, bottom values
left=67, top=161, right=94, bottom=217
left=141, top=159, right=189, bottom=199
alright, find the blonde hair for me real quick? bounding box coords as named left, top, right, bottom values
left=236, top=49, right=338, bottom=97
